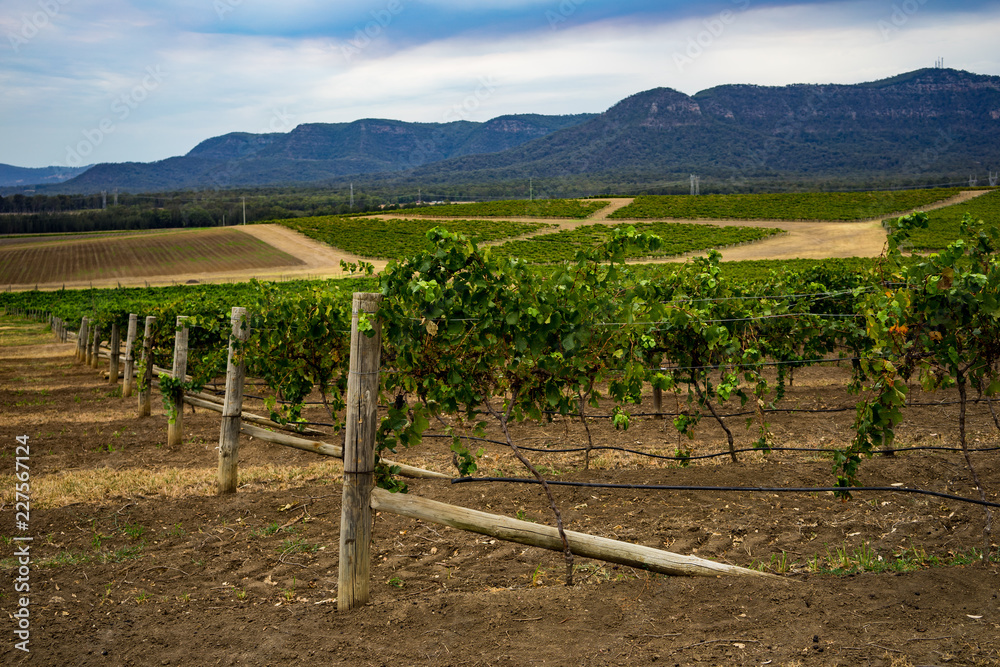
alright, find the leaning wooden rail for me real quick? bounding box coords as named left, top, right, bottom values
left=238, top=419, right=449, bottom=481
left=370, top=487, right=785, bottom=580
left=179, top=393, right=327, bottom=436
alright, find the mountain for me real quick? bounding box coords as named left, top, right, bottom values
left=406, top=68, right=1000, bottom=187
left=44, top=114, right=596, bottom=193
left=0, top=164, right=91, bottom=187
left=34, top=68, right=1000, bottom=194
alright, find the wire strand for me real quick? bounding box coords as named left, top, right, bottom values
left=450, top=477, right=1000, bottom=509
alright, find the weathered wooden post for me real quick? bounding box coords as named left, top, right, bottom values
left=338, top=293, right=382, bottom=612
left=89, top=324, right=101, bottom=368
left=652, top=386, right=663, bottom=420
left=166, top=316, right=189, bottom=447
left=108, top=323, right=121, bottom=385
left=217, top=307, right=249, bottom=494
left=122, top=314, right=138, bottom=397
left=138, top=316, right=156, bottom=417
left=76, top=318, right=88, bottom=362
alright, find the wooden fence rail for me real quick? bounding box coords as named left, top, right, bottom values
left=371, top=488, right=781, bottom=580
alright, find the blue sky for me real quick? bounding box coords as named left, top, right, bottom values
left=2, top=0, right=999, bottom=168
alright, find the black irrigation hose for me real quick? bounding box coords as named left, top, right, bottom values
left=451, top=477, right=1000, bottom=509
left=422, top=434, right=1000, bottom=460
left=542, top=397, right=1000, bottom=420
left=542, top=406, right=857, bottom=419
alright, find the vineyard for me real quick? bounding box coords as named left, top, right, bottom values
left=493, top=220, right=784, bottom=263
left=609, top=188, right=965, bottom=221
left=3, top=211, right=1000, bottom=664
left=4, top=216, right=999, bottom=504
left=277, top=216, right=550, bottom=260
left=903, top=188, right=1000, bottom=249
left=401, top=198, right=608, bottom=219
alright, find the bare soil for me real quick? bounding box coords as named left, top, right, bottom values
left=2, top=332, right=999, bottom=666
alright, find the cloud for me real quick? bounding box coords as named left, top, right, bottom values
left=1, top=0, right=999, bottom=168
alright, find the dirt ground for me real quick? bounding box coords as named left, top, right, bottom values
left=2, top=327, right=999, bottom=666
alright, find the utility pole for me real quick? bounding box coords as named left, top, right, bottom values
left=242, top=196, right=246, bottom=225
left=529, top=177, right=533, bottom=201
left=102, top=191, right=107, bottom=209
left=350, top=183, right=354, bottom=210
left=113, top=188, right=118, bottom=206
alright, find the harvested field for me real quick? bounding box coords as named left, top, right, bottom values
left=0, top=227, right=304, bottom=287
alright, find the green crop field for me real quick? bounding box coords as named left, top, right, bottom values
left=403, top=198, right=607, bottom=219
left=494, top=221, right=784, bottom=264
left=609, top=188, right=964, bottom=221
left=904, top=190, right=1000, bottom=249
left=278, top=216, right=550, bottom=259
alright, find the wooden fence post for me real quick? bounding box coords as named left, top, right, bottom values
left=167, top=316, right=189, bottom=447
left=78, top=318, right=88, bottom=361
left=108, top=323, right=121, bottom=385
left=138, top=316, right=156, bottom=417
left=122, top=314, right=138, bottom=397
left=653, top=386, right=663, bottom=420
left=89, top=324, right=101, bottom=369
left=217, top=307, right=249, bottom=494
left=338, top=292, right=383, bottom=612
left=82, top=320, right=91, bottom=365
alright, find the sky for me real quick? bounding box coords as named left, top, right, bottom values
left=2, top=0, right=1000, bottom=169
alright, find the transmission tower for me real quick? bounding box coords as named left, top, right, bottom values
left=690, top=174, right=700, bottom=196
left=969, top=174, right=978, bottom=187
left=989, top=171, right=998, bottom=187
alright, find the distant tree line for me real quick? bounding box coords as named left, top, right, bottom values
left=0, top=190, right=395, bottom=235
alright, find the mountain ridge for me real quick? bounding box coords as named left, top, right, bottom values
left=15, top=67, right=1000, bottom=194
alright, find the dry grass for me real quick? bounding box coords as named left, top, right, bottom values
left=0, top=460, right=345, bottom=509
left=0, top=319, right=51, bottom=347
